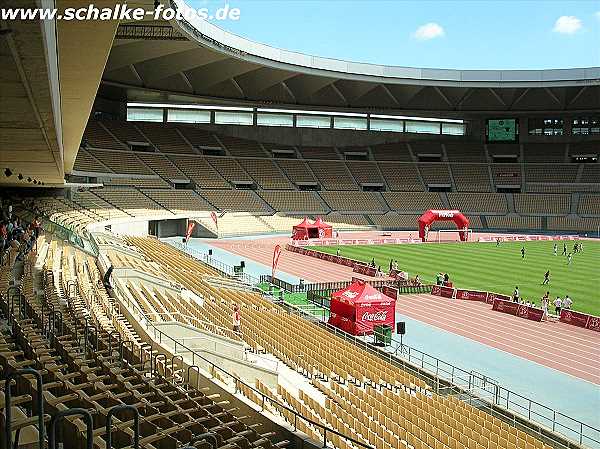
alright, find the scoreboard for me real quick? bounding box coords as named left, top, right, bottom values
left=487, top=119, right=518, bottom=142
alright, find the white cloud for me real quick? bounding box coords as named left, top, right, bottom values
left=553, top=16, right=582, bottom=34
left=412, top=22, right=445, bottom=41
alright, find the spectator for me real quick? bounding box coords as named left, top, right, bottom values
left=563, top=295, right=572, bottom=310
left=553, top=296, right=562, bottom=316
left=541, top=291, right=550, bottom=321
left=513, top=286, right=520, bottom=303
left=232, top=304, right=241, bottom=334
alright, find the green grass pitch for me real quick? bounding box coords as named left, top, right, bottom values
left=307, top=240, right=599, bottom=316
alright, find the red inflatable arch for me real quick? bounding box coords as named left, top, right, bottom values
left=418, top=210, right=470, bottom=242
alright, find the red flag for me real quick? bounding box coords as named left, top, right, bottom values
left=211, top=211, right=218, bottom=229
left=272, top=244, right=282, bottom=280
left=185, top=221, right=196, bottom=241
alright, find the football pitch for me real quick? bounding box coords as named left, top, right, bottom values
left=307, top=240, right=599, bottom=316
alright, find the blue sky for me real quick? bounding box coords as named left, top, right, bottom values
left=185, top=0, right=600, bottom=70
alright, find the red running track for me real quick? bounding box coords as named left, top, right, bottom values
left=396, top=294, right=600, bottom=384
left=209, top=232, right=600, bottom=384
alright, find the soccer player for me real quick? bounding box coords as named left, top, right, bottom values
left=562, top=243, right=567, bottom=256
left=553, top=243, right=557, bottom=256
left=521, top=247, right=525, bottom=259
left=542, top=270, right=550, bottom=285
left=496, top=237, right=501, bottom=247
left=563, top=295, right=572, bottom=309
left=567, top=253, right=573, bottom=265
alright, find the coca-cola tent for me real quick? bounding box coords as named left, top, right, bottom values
left=314, top=217, right=333, bottom=239
left=328, top=280, right=396, bottom=336
left=291, top=217, right=319, bottom=240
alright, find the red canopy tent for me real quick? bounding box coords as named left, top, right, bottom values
left=292, top=217, right=319, bottom=240
left=313, top=217, right=333, bottom=239
left=328, top=280, right=396, bottom=335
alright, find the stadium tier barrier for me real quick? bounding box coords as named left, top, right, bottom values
left=286, top=244, right=414, bottom=282
left=491, top=299, right=545, bottom=322
left=559, top=309, right=600, bottom=333
left=431, top=286, right=545, bottom=322
left=477, top=235, right=580, bottom=242
left=290, top=237, right=420, bottom=246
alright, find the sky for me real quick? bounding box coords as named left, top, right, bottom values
left=184, top=0, right=600, bottom=70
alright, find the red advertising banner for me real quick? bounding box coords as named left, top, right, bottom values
left=272, top=245, right=282, bottom=280
left=559, top=310, right=600, bottom=332
left=353, top=264, right=378, bottom=277
left=487, top=292, right=511, bottom=305
left=185, top=220, right=196, bottom=241
left=381, top=286, right=398, bottom=300
left=431, top=285, right=456, bottom=298
left=492, top=299, right=544, bottom=322
left=455, top=289, right=489, bottom=303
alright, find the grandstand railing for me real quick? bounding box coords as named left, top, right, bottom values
left=280, top=300, right=599, bottom=449
left=170, top=241, right=260, bottom=285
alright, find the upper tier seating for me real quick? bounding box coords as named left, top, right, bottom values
left=410, top=142, right=443, bottom=156
left=73, top=148, right=112, bottom=173
left=136, top=122, right=196, bottom=153
left=298, top=146, right=340, bottom=159
left=320, top=191, right=386, bottom=212
left=92, top=187, right=169, bottom=216
left=578, top=194, right=600, bottom=215
left=487, top=144, right=520, bottom=159
left=486, top=215, right=543, bottom=230
left=450, top=164, right=492, bottom=192
left=218, top=135, right=268, bottom=157
left=309, top=161, right=358, bottom=190
left=136, top=152, right=188, bottom=180
left=72, top=190, right=129, bottom=221
left=522, top=143, right=565, bottom=163
left=83, top=120, right=124, bottom=150
left=168, top=155, right=230, bottom=188
left=237, top=159, right=294, bottom=189
left=524, top=164, right=579, bottom=183
left=102, top=120, right=147, bottom=144
left=89, top=150, right=154, bottom=175
left=418, top=164, right=452, bottom=185
left=259, top=191, right=326, bottom=213
left=370, top=143, right=412, bottom=161
left=143, top=189, right=215, bottom=213
left=445, top=143, right=487, bottom=162
left=103, top=177, right=171, bottom=188
left=177, top=125, right=222, bottom=149
left=547, top=216, right=600, bottom=232
left=514, top=194, right=571, bottom=215
left=383, top=192, right=444, bottom=211
left=275, top=160, right=317, bottom=184
left=207, top=157, right=254, bottom=183
left=491, top=164, right=522, bottom=186
left=447, top=193, right=508, bottom=214
left=368, top=213, right=420, bottom=229
left=379, top=164, right=424, bottom=191
left=346, top=162, right=385, bottom=185
left=199, top=189, right=269, bottom=212
left=580, top=164, right=600, bottom=183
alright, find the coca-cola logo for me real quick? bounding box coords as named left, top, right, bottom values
left=562, top=311, right=572, bottom=322
left=361, top=311, right=388, bottom=321
left=342, top=291, right=359, bottom=299
left=588, top=318, right=600, bottom=331
left=517, top=305, right=528, bottom=318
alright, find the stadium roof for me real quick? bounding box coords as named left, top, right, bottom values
left=103, top=0, right=600, bottom=114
